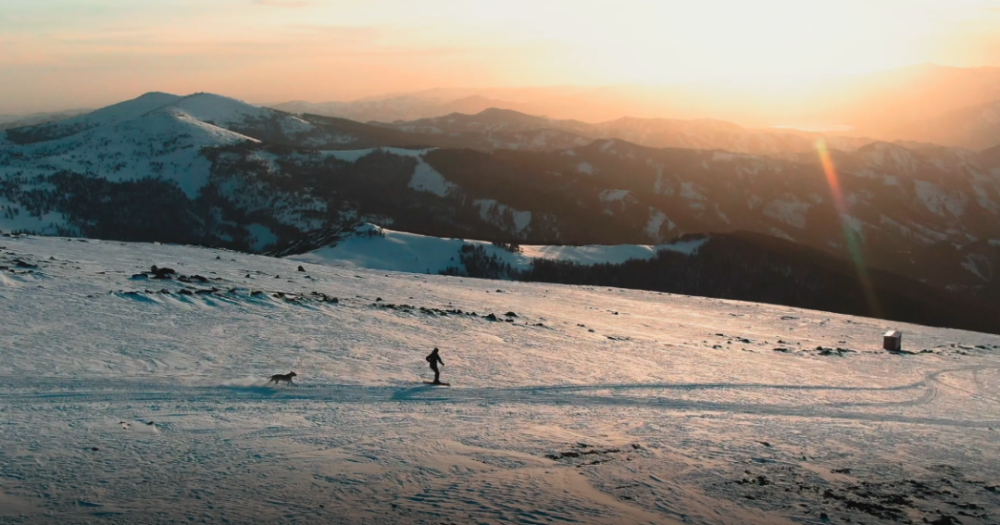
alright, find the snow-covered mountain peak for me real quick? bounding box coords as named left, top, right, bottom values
left=75, top=91, right=183, bottom=127
left=165, top=92, right=274, bottom=127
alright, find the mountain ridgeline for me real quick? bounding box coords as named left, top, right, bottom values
left=2, top=91, right=999, bottom=333
left=449, top=233, right=1000, bottom=336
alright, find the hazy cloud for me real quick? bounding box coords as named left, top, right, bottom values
left=253, top=0, right=315, bottom=7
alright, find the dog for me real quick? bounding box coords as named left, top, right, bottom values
left=267, top=371, right=297, bottom=386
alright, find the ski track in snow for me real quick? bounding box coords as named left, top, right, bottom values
left=2, top=235, right=1000, bottom=525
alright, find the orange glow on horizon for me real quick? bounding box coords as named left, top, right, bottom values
left=0, top=0, right=998, bottom=115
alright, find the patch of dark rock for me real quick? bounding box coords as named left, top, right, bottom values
left=773, top=347, right=793, bottom=353
left=12, top=259, right=37, bottom=269
left=483, top=313, right=499, bottom=321
left=758, top=441, right=772, bottom=447
left=505, top=311, right=518, bottom=317
left=547, top=446, right=626, bottom=461
left=927, top=515, right=963, bottom=525
left=879, top=494, right=913, bottom=506
left=149, top=266, right=176, bottom=279
left=581, top=448, right=620, bottom=455
left=816, top=346, right=854, bottom=356
left=841, top=498, right=907, bottom=520
left=309, top=292, right=338, bottom=303
left=737, top=476, right=772, bottom=486
left=832, top=468, right=852, bottom=474
left=298, top=265, right=305, bottom=272
left=130, top=273, right=148, bottom=280
left=178, top=289, right=193, bottom=296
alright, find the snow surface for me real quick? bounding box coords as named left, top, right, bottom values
left=599, top=189, right=630, bottom=203
left=472, top=199, right=533, bottom=235
left=318, top=147, right=455, bottom=197
left=681, top=182, right=706, bottom=201
left=293, top=225, right=704, bottom=274
left=245, top=223, right=278, bottom=252
left=645, top=208, right=674, bottom=241
left=0, top=197, right=72, bottom=236
left=408, top=158, right=457, bottom=197
left=762, top=197, right=810, bottom=229
left=914, top=181, right=968, bottom=218
left=2, top=235, right=1000, bottom=524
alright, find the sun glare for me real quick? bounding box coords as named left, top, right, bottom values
left=0, top=0, right=997, bottom=112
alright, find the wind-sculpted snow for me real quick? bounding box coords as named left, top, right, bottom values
left=2, top=234, right=1000, bottom=524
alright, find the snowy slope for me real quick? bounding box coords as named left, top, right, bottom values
left=2, top=234, right=999, bottom=525
left=291, top=224, right=707, bottom=274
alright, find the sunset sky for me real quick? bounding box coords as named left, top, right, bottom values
left=1, top=0, right=999, bottom=114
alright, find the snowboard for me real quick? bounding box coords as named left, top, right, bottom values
left=422, top=381, right=451, bottom=386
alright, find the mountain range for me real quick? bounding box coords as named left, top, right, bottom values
left=271, top=64, right=1000, bottom=151
left=2, top=91, right=999, bottom=332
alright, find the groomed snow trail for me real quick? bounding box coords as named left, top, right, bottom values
left=1, top=235, right=999, bottom=525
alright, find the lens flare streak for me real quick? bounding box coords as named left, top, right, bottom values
left=816, top=139, right=882, bottom=318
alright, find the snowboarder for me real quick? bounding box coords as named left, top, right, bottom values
left=426, top=348, right=444, bottom=384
